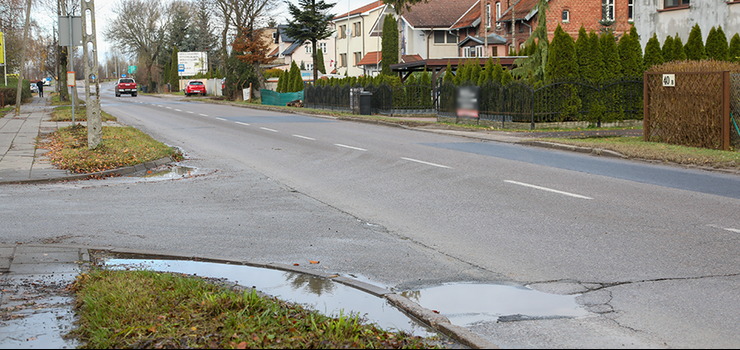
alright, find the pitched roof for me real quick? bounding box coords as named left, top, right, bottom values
left=450, top=0, right=481, bottom=30
left=497, top=0, right=539, bottom=22
left=357, top=51, right=425, bottom=66
left=401, top=0, right=478, bottom=28
left=458, top=33, right=507, bottom=46
left=334, top=0, right=385, bottom=20
left=268, top=47, right=279, bottom=57
left=277, top=25, right=295, bottom=43
left=281, top=41, right=302, bottom=56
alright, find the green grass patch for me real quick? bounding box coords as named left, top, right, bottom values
left=70, top=269, right=439, bottom=349
left=47, top=124, right=182, bottom=173
left=51, top=106, right=116, bottom=122
left=541, top=136, right=740, bottom=169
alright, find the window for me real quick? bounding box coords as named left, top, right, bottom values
left=486, top=4, right=491, bottom=28
left=353, top=52, right=362, bottom=66
left=306, top=63, right=313, bottom=71
left=353, top=22, right=361, bottom=37
left=664, top=0, right=689, bottom=8
left=492, top=46, right=498, bottom=56
left=339, top=53, right=347, bottom=67
left=628, top=0, right=634, bottom=21
left=447, top=32, right=456, bottom=43
left=462, top=47, right=473, bottom=58
left=562, top=9, right=570, bottom=23
left=602, top=0, right=614, bottom=21
left=272, top=32, right=278, bottom=44
left=496, top=2, right=501, bottom=28
left=476, top=45, right=485, bottom=57
left=339, top=25, right=346, bottom=39
left=305, top=45, right=312, bottom=54
left=434, top=31, right=445, bottom=43
left=319, top=42, right=327, bottom=53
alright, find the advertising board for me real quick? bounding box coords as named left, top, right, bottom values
left=177, top=52, right=208, bottom=76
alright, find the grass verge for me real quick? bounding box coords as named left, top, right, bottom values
left=51, top=106, right=117, bottom=122
left=540, top=136, right=740, bottom=169
left=46, top=124, right=182, bottom=173
left=70, top=269, right=438, bottom=349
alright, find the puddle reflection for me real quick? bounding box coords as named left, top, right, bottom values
left=143, top=166, right=195, bottom=179
left=104, top=259, right=434, bottom=337
left=402, top=283, right=588, bottom=326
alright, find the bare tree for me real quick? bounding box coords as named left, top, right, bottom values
left=104, top=0, right=170, bottom=91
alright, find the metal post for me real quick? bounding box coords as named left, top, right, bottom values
left=69, top=13, right=75, bottom=123
left=3, top=32, right=7, bottom=87
left=643, top=71, right=649, bottom=142
left=722, top=71, right=730, bottom=151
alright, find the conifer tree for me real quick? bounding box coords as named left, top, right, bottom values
left=546, top=25, right=578, bottom=81
left=492, top=60, right=504, bottom=84
left=470, top=59, right=482, bottom=85
left=501, top=68, right=513, bottom=85
left=287, top=61, right=302, bottom=92
left=600, top=31, right=621, bottom=81
left=730, top=34, right=740, bottom=63
left=705, top=26, right=729, bottom=61
left=643, top=33, right=664, bottom=71
left=443, top=61, right=455, bottom=84
left=381, top=15, right=399, bottom=75
left=316, top=49, right=326, bottom=74
left=576, top=26, right=590, bottom=80
left=169, top=46, right=180, bottom=92
left=685, top=24, right=706, bottom=60
left=588, top=31, right=604, bottom=82
left=479, top=57, right=495, bottom=85
left=618, top=26, right=643, bottom=77
left=673, top=35, right=687, bottom=61
left=512, top=0, right=549, bottom=82
left=662, top=35, right=675, bottom=62
left=277, top=70, right=286, bottom=92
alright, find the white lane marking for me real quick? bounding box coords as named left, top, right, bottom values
left=293, top=135, right=316, bottom=141
left=166, top=106, right=172, bottom=109
left=186, top=111, right=194, bottom=114
left=260, top=127, right=278, bottom=132
left=215, top=117, right=227, bottom=121
left=157, top=105, right=163, bottom=107
left=707, top=224, right=740, bottom=233
left=199, top=113, right=208, bottom=116
left=401, top=157, right=451, bottom=169
left=335, top=144, right=367, bottom=151
left=505, top=180, right=593, bottom=200
left=174, top=109, right=182, bottom=112
left=235, top=122, right=250, bottom=126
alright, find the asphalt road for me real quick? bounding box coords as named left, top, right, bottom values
left=3, top=83, right=739, bottom=348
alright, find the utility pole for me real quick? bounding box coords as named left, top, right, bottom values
left=81, top=0, right=102, bottom=149
left=482, top=0, right=487, bottom=57
left=15, top=0, right=33, bottom=116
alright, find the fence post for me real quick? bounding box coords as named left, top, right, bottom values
left=723, top=71, right=730, bottom=151
left=530, top=87, right=534, bottom=130
left=643, top=72, right=649, bottom=142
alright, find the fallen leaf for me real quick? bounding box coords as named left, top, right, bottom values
left=191, top=326, right=197, bottom=331
left=148, top=326, right=157, bottom=333
left=293, top=263, right=299, bottom=266
left=329, top=275, right=338, bottom=278
left=309, top=260, right=319, bottom=264
left=26, top=337, right=37, bottom=341
left=432, top=310, right=440, bottom=314
left=236, top=342, right=248, bottom=349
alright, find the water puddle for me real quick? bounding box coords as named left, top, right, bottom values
left=102, top=258, right=435, bottom=337
left=402, top=283, right=588, bottom=326
left=142, top=165, right=195, bottom=179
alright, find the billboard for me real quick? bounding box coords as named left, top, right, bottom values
left=0, top=32, right=4, bottom=64
left=177, top=52, right=208, bottom=76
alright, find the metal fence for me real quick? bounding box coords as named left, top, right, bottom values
left=305, top=83, right=436, bottom=115
left=438, top=77, right=643, bottom=127
left=731, top=73, right=740, bottom=150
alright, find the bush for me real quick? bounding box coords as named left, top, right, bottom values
left=705, top=26, right=729, bottom=61
left=647, top=59, right=740, bottom=73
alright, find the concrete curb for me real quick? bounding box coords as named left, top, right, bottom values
left=517, top=140, right=628, bottom=158
left=0, top=156, right=174, bottom=185
left=91, top=246, right=497, bottom=349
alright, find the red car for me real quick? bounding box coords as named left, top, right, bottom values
left=115, top=78, right=137, bottom=97
left=185, top=80, right=206, bottom=97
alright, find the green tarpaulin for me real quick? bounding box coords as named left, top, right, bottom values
left=261, top=89, right=304, bottom=106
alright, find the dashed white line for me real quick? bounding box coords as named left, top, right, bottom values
left=174, top=109, right=182, bottom=112
left=235, top=122, right=250, bottom=126
left=166, top=106, right=172, bottom=109
left=260, top=127, right=278, bottom=132
left=505, top=180, right=593, bottom=200
left=215, top=117, right=227, bottom=121
left=335, top=144, right=366, bottom=151
left=186, top=111, right=194, bottom=114
left=157, top=105, right=163, bottom=107
left=401, top=157, right=451, bottom=169
left=293, top=135, right=316, bottom=140
left=199, top=113, right=208, bottom=116
left=707, top=224, right=740, bottom=233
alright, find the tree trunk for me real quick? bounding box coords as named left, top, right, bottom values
left=254, top=62, right=265, bottom=100
left=312, top=40, right=318, bottom=84
left=14, top=0, right=33, bottom=115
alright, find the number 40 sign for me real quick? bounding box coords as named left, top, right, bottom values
left=662, top=74, right=675, bottom=87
